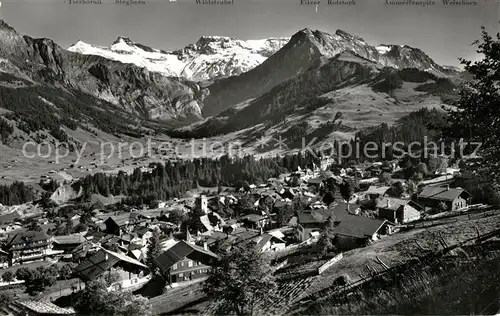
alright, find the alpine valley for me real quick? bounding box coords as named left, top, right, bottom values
left=0, top=19, right=463, bottom=181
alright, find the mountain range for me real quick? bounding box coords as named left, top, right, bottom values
left=68, top=36, right=289, bottom=81
left=0, top=19, right=462, bottom=153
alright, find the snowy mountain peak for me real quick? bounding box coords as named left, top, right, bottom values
left=112, top=36, right=134, bottom=45
left=68, top=35, right=289, bottom=81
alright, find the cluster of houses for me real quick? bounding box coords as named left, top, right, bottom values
left=0, top=157, right=476, bottom=312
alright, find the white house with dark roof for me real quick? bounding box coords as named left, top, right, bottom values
left=154, top=240, right=218, bottom=285
left=254, top=233, right=286, bottom=252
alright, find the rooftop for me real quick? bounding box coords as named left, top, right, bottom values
left=154, top=240, right=218, bottom=274
left=74, top=248, right=147, bottom=282
left=376, top=197, right=422, bottom=211
left=15, top=300, right=75, bottom=315
left=365, top=186, right=391, bottom=196
left=7, top=231, right=50, bottom=247
left=418, top=186, right=471, bottom=201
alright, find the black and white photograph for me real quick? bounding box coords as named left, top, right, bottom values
left=0, top=0, right=498, bottom=314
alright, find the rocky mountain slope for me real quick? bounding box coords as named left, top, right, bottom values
left=177, top=30, right=460, bottom=146
left=68, top=36, right=289, bottom=81
left=201, top=28, right=459, bottom=118
left=0, top=20, right=207, bottom=127
left=0, top=20, right=461, bottom=156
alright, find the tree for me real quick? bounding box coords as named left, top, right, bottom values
left=65, top=217, right=74, bottom=235
left=203, top=244, right=277, bottom=315
left=446, top=28, right=500, bottom=183
left=388, top=181, right=404, bottom=198
left=438, top=201, right=449, bottom=213
left=59, top=264, right=73, bottom=280
left=379, top=172, right=392, bottom=186
left=73, top=223, right=88, bottom=233
left=103, top=271, right=121, bottom=286
left=15, top=267, right=32, bottom=281
left=339, top=180, right=353, bottom=202
left=2, top=271, right=13, bottom=284
left=322, top=191, right=336, bottom=206
left=26, top=221, right=42, bottom=232
left=406, top=180, right=419, bottom=196
left=168, top=209, right=188, bottom=225
left=317, top=216, right=336, bottom=256
left=235, top=194, right=254, bottom=217
left=411, top=172, right=424, bottom=183
left=414, top=163, right=428, bottom=177
left=145, top=230, right=162, bottom=275
left=275, top=203, right=295, bottom=227
left=74, top=278, right=152, bottom=316
left=0, top=291, right=12, bottom=308
left=428, top=155, right=449, bottom=175
left=24, top=266, right=58, bottom=295
left=483, top=185, right=500, bottom=206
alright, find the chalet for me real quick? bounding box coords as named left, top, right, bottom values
left=53, top=234, right=86, bottom=253
left=103, top=215, right=130, bottom=236
left=366, top=165, right=383, bottom=177
left=0, top=249, right=9, bottom=268
left=254, top=233, right=286, bottom=252
left=4, top=231, right=55, bottom=266
left=296, top=208, right=333, bottom=242
left=198, top=227, right=262, bottom=250
left=332, top=214, right=391, bottom=250
left=278, top=188, right=297, bottom=200
left=417, top=186, right=471, bottom=212
left=154, top=240, right=218, bottom=285
left=376, top=197, right=422, bottom=224
left=240, top=214, right=270, bottom=229
left=363, top=186, right=391, bottom=200
left=151, top=200, right=167, bottom=209
left=307, top=177, right=324, bottom=191
left=74, top=248, right=149, bottom=290
left=332, top=202, right=392, bottom=248
left=296, top=202, right=393, bottom=249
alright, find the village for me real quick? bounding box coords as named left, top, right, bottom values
left=0, top=152, right=495, bottom=315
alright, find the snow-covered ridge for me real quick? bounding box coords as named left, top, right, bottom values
left=68, top=36, right=289, bottom=81
left=69, top=38, right=185, bottom=77
left=376, top=45, right=391, bottom=54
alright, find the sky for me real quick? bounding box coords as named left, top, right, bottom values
left=1, top=0, right=498, bottom=66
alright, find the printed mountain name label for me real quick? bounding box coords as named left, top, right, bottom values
left=385, top=0, right=436, bottom=5
left=442, top=0, right=478, bottom=4
left=195, top=0, right=234, bottom=4
left=115, top=0, right=146, bottom=4
left=66, top=0, right=102, bottom=4
left=327, top=0, right=356, bottom=4
left=301, top=0, right=320, bottom=4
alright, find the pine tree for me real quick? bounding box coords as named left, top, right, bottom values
left=317, top=216, right=336, bottom=256
left=447, top=27, right=500, bottom=184
left=203, top=244, right=277, bottom=315
left=146, top=230, right=162, bottom=275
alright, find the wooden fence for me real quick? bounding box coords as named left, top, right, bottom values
left=318, top=253, right=343, bottom=275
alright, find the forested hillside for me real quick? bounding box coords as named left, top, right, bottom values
left=79, top=153, right=320, bottom=205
